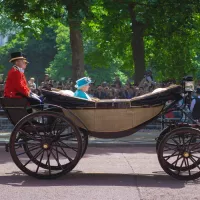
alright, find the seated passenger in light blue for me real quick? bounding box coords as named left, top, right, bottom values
left=74, top=77, right=92, bottom=100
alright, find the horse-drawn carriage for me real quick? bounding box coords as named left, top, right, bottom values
left=0, top=76, right=200, bottom=180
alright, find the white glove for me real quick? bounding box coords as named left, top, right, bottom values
left=30, top=92, right=41, bottom=102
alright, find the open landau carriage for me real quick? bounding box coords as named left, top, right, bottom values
left=0, top=76, right=200, bottom=180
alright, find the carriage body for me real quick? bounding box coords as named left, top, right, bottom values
left=42, top=85, right=181, bottom=138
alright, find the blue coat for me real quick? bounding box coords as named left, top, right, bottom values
left=74, top=89, right=91, bottom=100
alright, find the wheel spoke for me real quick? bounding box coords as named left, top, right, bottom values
left=165, top=142, right=177, bottom=147
left=51, top=150, right=64, bottom=170
left=50, top=118, right=60, bottom=135
left=17, top=145, right=41, bottom=156
left=19, top=129, right=41, bottom=141
left=163, top=150, right=179, bottom=161
left=171, top=137, right=180, bottom=146
left=185, top=134, right=194, bottom=145
left=177, top=158, right=185, bottom=175
left=24, top=149, right=43, bottom=167
left=190, top=157, right=200, bottom=170
left=186, top=158, right=191, bottom=176
left=191, top=155, right=200, bottom=160
left=181, top=135, right=186, bottom=148
left=174, top=153, right=181, bottom=168
left=25, top=143, right=41, bottom=149
left=52, top=146, right=73, bottom=162
left=54, top=141, right=78, bottom=152
left=190, top=142, right=200, bottom=151
left=171, top=155, right=183, bottom=165
left=47, top=150, right=52, bottom=175
left=27, top=120, right=40, bottom=135
left=163, top=147, right=177, bottom=152
left=36, top=151, right=45, bottom=173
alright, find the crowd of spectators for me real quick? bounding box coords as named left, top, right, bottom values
left=0, top=72, right=192, bottom=100
left=28, top=74, right=176, bottom=99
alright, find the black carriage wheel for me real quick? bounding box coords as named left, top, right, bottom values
left=158, top=127, right=200, bottom=180
left=157, top=126, right=199, bottom=172
left=80, top=130, right=88, bottom=158
left=156, top=127, right=172, bottom=152
left=9, top=111, right=82, bottom=179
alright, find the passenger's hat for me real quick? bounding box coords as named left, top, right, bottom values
left=9, top=52, right=29, bottom=63
left=75, top=77, right=92, bottom=89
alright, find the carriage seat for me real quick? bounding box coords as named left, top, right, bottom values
left=0, top=98, right=29, bottom=125
left=51, top=89, right=74, bottom=96
left=42, top=85, right=182, bottom=109
left=130, top=84, right=182, bottom=106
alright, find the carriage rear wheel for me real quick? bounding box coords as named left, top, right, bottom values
left=157, top=127, right=200, bottom=180
left=9, top=111, right=82, bottom=179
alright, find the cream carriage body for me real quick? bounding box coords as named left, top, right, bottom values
left=42, top=85, right=180, bottom=138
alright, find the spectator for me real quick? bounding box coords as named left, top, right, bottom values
left=190, top=88, right=200, bottom=121
left=94, top=85, right=106, bottom=99
left=125, top=83, right=135, bottom=98
left=118, top=86, right=127, bottom=99
left=113, top=76, right=122, bottom=88
left=28, top=77, right=36, bottom=92
left=104, top=86, right=112, bottom=99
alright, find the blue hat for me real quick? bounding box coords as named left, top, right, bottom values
left=75, top=77, right=92, bottom=89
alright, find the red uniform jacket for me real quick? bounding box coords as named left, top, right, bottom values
left=4, top=67, right=30, bottom=98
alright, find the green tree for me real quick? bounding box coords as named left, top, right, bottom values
left=46, top=23, right=72, bottom=80
left=83, top=0, right=200, bottom=83
left=0, top=0, right=94, bottom=82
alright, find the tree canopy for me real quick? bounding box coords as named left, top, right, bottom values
left=1, top=0, right=200, bottom=84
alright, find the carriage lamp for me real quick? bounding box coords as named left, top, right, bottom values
left=182, top=76, right=194, bottom=92
left=184, top=81, right=194, bottom=92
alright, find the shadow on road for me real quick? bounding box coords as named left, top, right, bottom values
left=0, top=171, right=195, bottom=188
left=84, top=146, right=157, bottom=156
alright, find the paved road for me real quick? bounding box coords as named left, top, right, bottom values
left=0, top=146, right=199, bottom=200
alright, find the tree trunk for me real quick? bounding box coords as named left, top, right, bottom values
left=128, top=3, right=146, bottom=85
left=67, top=7, right=85, bottom=84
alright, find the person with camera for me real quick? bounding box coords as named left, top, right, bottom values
left=190, top=87, right=200, bottom=121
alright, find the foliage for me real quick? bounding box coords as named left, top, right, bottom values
left=83, top=1, right=133, bottom=76
left=46, top=23, right=72, bottom=80
left=0, top=32, right=28, bottom=76
left=85, top=65, right=128, bottom=85
left=1, top=0, right=200, bottom=84
left=82, top=0, right=200, bottom=82
left=0, top=26, right=57, bottom=82
left=0, top=65, right=5, bottom=73
left=0, top=12, right=20, bottom=37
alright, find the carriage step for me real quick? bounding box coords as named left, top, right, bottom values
left=5, top=143, right=9, bottom=152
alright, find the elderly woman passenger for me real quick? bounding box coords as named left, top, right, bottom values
left=74, top=77, right=92, bottom=100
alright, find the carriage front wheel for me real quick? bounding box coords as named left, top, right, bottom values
left=157, top=127, right=200, bottom=180
left=9, top=111, right=82, bottom=179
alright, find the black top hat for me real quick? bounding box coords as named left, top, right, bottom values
left=9, top=52, right=29, bottom=63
